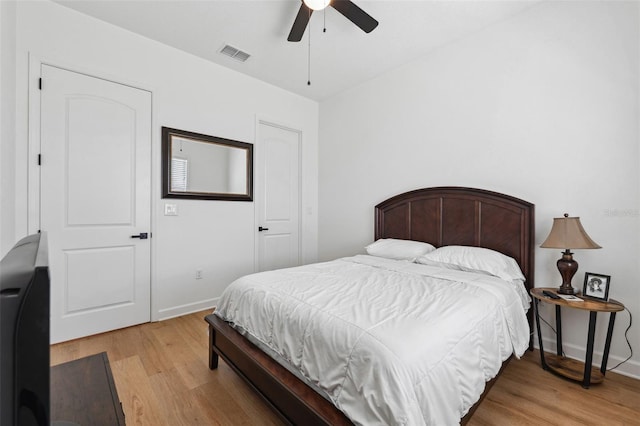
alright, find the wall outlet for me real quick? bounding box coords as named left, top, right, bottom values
left=195, top=269, right=203, bottom=280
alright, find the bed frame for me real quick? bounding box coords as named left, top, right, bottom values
left=205, top=186, right=534, bottom=425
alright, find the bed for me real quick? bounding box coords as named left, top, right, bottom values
left=205, top=186, right=534, bottom=425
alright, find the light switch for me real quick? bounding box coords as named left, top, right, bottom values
left=164, top=203, right=178, bottom=216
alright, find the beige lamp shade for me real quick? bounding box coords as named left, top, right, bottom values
left=540, top=214, right=601, bottom=250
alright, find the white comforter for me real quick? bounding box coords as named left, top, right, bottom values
left=215, top=255, right=530, bottom=426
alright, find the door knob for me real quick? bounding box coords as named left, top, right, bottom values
left=131, top=233, right=149, bottom=239
left=258, top=226, right=269, bottom=232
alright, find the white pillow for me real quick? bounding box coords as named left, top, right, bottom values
left=413, top=257, right=464, bottom=271
left=416, top=245, right=525, bottom=281
left=365, top=238, right=436, bottom=261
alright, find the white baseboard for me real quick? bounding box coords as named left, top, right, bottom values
left=156, top=297, right=220, bottom=321
left=536, top=336, right=639, bottom=380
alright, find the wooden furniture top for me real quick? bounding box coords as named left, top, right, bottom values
left=530, top=288, right=624, bottom=313
left=50, top=352, right=125, bottom=426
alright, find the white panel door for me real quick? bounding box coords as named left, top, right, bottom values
left=256, top=122, right=301, bottom=272
left=40, top=65, right=152, bottom=343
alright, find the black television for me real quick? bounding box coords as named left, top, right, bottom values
left=0, top=233, right=50, bottom=426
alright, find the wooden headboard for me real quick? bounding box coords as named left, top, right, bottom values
left=375, top=186, right=535, bottom=297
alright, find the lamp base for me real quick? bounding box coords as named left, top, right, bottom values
left=556, top=250, right=578, bottom=295
left=557, top=285, right=576, bottom=295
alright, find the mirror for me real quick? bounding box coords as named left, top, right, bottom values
left=162, top=127, right=253, bottom=201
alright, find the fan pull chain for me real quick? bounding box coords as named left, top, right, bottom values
left=307, top=8, right=311, bottom=86
left=323, top=7, right=327, bottom=33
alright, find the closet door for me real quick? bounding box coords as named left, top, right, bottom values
left=256, top=121, right=301, bottom=272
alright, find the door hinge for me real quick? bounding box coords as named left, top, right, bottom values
left=39, top=78, right=42, bottom=90
left=38, top=154, right=41, bottom=165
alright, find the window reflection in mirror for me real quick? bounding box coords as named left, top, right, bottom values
left=162, top=127, right=253, bottom=201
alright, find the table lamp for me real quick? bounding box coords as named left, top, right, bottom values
left=540, top=214, right=601, bottom=295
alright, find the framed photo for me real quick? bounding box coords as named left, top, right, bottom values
left=582, top=272, right=611, bottom=301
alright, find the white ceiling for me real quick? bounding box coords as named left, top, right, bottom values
left=54, top=0, right=540, bottom=101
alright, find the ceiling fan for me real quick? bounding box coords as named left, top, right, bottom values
left=287, top=0, right=379, bottom=42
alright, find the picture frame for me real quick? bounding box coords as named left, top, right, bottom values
left=582, top=272, right=611, bottom=301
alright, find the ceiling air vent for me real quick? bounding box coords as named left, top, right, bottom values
left=219, top=44, right=251, bottom=63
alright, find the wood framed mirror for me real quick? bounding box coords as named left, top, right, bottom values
left=162, top=127, right=253, bottom=201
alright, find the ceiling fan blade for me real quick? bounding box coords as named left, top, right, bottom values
left=331, top=0, right=378, bottom=33
left=288, top=3, right=313, bottom=42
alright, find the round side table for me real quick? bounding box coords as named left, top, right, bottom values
left=530, top=287, right=624, bottom=388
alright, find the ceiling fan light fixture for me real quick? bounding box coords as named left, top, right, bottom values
left=303, top=0, right=331, bottom=11
left=288, top=0, right=378, bottom=42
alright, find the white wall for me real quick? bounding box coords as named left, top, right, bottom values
left=0, top=0, right=17, bottom=257
left=11, top=0, right=319, bottom=319
left=319, top=1, right=639, bottom=378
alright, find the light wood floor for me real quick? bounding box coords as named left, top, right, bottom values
left=51, top=310, right=640, bottom=426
